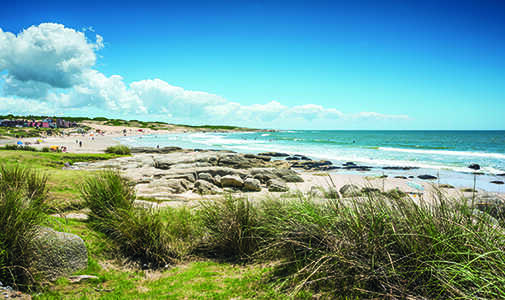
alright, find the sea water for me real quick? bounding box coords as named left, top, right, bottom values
left=117, top=130, right=505, bottom=193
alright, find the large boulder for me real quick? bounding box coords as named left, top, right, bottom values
left=250, top=168, right=278, bottom=184
left=243, top=178, right=261, bottom=192
left=244, top=154, right=271, bottom=162
left=267, top=179, right=289, bottom=192
left=31, top=227, right=88, bottom=281
left=194, top=166, right=248, bottom=179
left=220, top=175, right=244, bottom=188
left=290, top=160, right=333, bottom=171
left=339, top=184, right=361, bottom=197
left=193, top=179, right=220, bottom=195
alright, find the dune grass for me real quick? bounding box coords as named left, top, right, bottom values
left=0, top=165, right=48, bottom=289
left=105, top=145, right=131, bottom=155
left=80, top=170, right=505, bottom=298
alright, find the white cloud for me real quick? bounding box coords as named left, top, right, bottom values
left=0, top=23, right=102, bottom=97
left=0, top=23, right=409, bottom=128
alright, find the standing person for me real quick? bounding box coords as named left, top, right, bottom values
left=79, top=141, right=82, bottom=147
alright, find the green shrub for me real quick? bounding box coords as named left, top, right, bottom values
left=105, top=145, right=131, bottom=155
left=41, top=147, right=50, bottom=152
left=0, top=165, right=48, bottom=289
left=198, top=196, right=262, bottom=260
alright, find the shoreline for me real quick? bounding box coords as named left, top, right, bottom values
left=2, top=124, right=504, bottom=195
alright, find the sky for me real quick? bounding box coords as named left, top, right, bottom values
left=0, top=0, right=504, bottom=130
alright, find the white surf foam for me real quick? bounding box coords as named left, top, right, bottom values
left=379, top=147, right=505, bottom=159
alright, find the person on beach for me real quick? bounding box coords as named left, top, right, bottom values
left=79, top=141, right=82, bottom=147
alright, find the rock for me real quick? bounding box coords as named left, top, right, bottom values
left=244, top=154, right=271, bottom=162
left=193, top=180, right=220, bottom=195
left=250, top=168, right=278, bottom=184
left=258, top=152, right=290, bottom=157
left=267, top=179, right=288, bottom=192
left=382, top=166, right=419, bottom=170
left=439, top=184, right=454, bottom=188
left=273, top=168, right=304, bottom=182
left=285, top=156, right=300, bottom=161
left=408, top=176, right=415, bottom=179
left=418, top=174, right=437, bottom=180
left=490, top=180, right=504, bottom=185
left=339, top=184, right=361, bottom=197
left=343, top=162, right=356, bottom=166
left=319, top=166, right=341, bottom=171
left=198, top=172, right=214, bottom=183
left=474, top=194, right=505, bottom=221
left=131, top=146, right=182, bottom=154
left=32, top=227, right=88, bottom=281
left=294, top=154, right=311, bottom=160
left=468, top=164, right=481, bottom=170
left=498, top=173, right=505, bottom=177
left=214, top=175, right=222, bottom=187
left=243, top=178, right=261, bottom=192
left=394, top=176, right=407, bottom=179
left=68, top=275, right=99, bottom=283
left=290, top=160, right=333, bottom=171
left=166, top=179, right=191, bottom=193
left=217, top=154, right=267, bottom=169
left=220, top=175, right=244, bottom=188
left=378, top=175, right=388, bottom=178
left=194, top=166, right=248, bottom=179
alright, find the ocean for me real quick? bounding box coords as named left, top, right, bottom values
left=117, top=130, right=505, bottom=193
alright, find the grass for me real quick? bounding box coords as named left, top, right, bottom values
left=0, top=165, right=48, bottom=290
left=0, top=150, right=124, bottom=212
left=0, top=126, right=63, bottom=138
left=105, top=145, right=131, bottom=155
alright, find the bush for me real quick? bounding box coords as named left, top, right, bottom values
left=198, top=195, right=262, bottom=260
left=105, top=145, right=131, bottom=155
left=0, top=165, right=48, bottom=289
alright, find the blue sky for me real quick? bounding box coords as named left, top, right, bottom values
left=0, top=0, right=504, bottom=129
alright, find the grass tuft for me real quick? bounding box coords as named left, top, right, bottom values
left=105, top=145, right=131, bottom=155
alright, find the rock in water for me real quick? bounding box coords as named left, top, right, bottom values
left=243, top=178, right=261, bottom=192
left=339, top=184, right=361, bottom=197
left=258, top=152, right=290, bottom=157
left=220, top=175, right=244, bottom=188
left=418, top=174, right=437, bottom=180
left=32, top=227, right=88, bottom=281
left=468, top=164, right=481, bottom=170
left=267, top=179, right=288, bottom=192
left=490, top=180, right=504, bottom=185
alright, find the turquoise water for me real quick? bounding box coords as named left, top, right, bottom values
left=117, top=130, right=505, bottom=192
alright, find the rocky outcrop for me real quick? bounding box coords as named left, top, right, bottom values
left=490, top=180, right=504, bottom=185
left=32, top=227, right=88, bottom=281
left=290, top=160, right=333, bottom=171
left=267, top=179, right=289, bottom=192
left=78, top=150, right=304, bottom=200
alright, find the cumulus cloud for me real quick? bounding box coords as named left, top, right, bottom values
left=0, top=23, right=102, bottom=97
left=0, top=23, right=409, bottom=127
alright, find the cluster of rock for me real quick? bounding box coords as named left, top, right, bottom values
left=76, top=149, right=305, bottom=200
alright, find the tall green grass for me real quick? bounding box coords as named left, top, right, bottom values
left=0, top=165, right=48, bottom=289
left=80, top=172, right=505, bottom=298
left=104, top=145, right=131, bottom=155
left=81, top=171, right=201, bottom=267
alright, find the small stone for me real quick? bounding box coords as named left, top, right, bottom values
left=267, top=179, right=288, bottom=192
left=243, top=178, right=261, bottom=192
left=468, top=164, right=480, bottom=170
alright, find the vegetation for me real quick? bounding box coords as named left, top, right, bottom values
left=0, top=165, right=48, bottom=289
left=105, top=145, right=131, bottom=155
left=2, top=151, right=505, bottom=298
